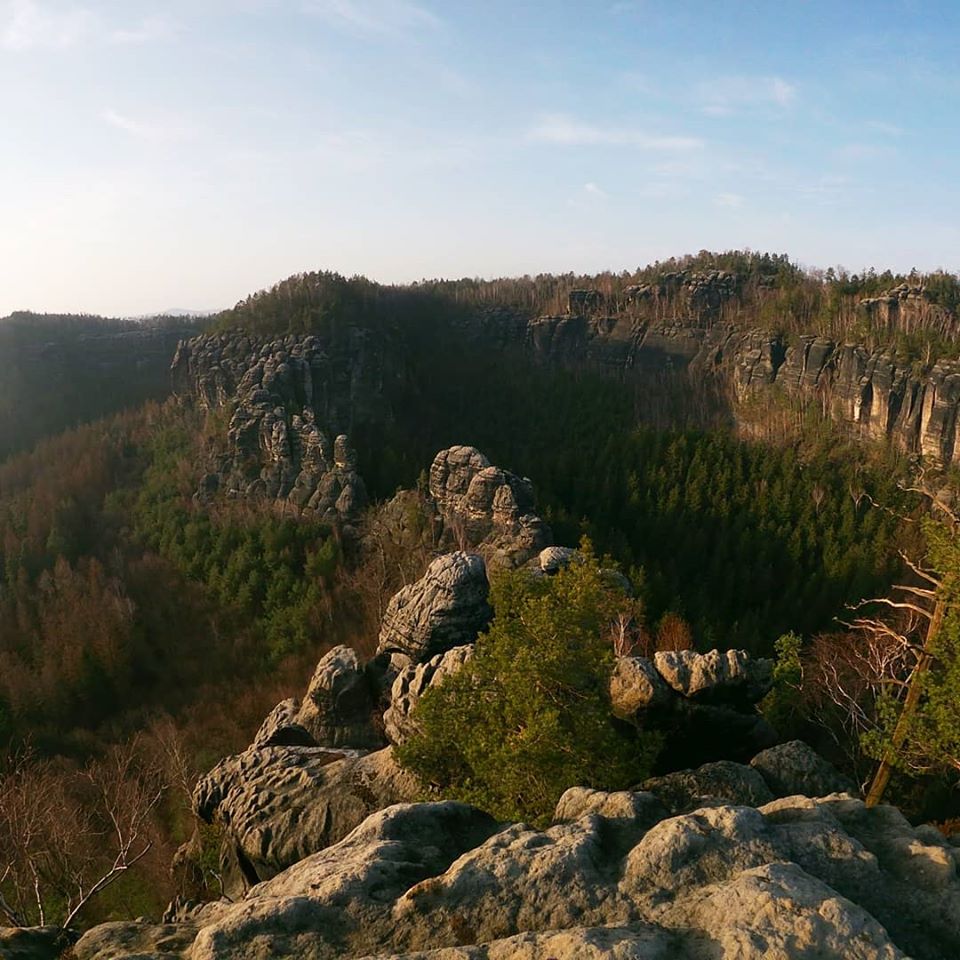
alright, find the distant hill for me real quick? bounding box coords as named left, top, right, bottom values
left=0, top=311, right=208, bottom=462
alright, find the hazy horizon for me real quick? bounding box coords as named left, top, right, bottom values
left=3, top=0, right=959, bottom=317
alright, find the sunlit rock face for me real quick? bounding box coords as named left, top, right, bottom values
left=75, top=751, right=960, bottom=960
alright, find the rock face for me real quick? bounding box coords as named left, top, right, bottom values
left=74, top=754, right=960, bottom=960
left=461, top=275, right=960, bottom=466
left=377, top=553, right=492, bottom=663
left=428, top=447, right=552, bottom=568
left=171, top=333, right=371, bottom=519
left=384, top=645, right=475, bottom=746
left=192, top=746, right=419, bottom=895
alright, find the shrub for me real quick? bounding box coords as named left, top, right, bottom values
left=397, top=542, right=661, bottom=824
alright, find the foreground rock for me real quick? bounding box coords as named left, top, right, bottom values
left=192, top=747, right=419, bottom=895
left=377, top=553, right=492, bottom=663
left=76, top=765, right=960, bottom=960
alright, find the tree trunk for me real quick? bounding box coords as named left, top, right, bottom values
left=865, top=597, right=945, bottom=807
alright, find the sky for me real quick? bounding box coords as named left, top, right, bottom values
left=1, top=0, right=959, bottom=316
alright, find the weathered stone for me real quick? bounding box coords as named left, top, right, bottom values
left=74, top=773, right=960, bottom=960
left=252, top=697, right=315, bottom=749
left=653, top=649, right=773, bottom=703
left=609, top=657, right=673, bottom=718
left=192, top=746, right=418, bottom=892
left=172, top=331, right=372, bottom=518
left=295, top=646, right=380, bottom=749
left=428, top=447, right=551, bottom=569
left=641, top=760, right=775, bottom=815
left=538, top=545, right=578, bottom=574
left=377, top=553, right=492, bottom=663
left=750, top=740, right=859, bottom=799
left=384, top=645, right=474, bottom=746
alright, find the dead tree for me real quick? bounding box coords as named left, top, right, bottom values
left=0, top=738, right=164, bottom=930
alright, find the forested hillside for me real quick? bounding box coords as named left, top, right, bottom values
left=0, top=312, right=204, bottom=462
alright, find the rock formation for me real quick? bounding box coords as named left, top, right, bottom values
left=383, top=645, right=474, bottom=746
left=427, top=447, right=552, bottom=568
left=376, top=553, right=492, bottom=662
left=172, top=333, right=371, bottom=519
left=73, top=746, right=960, bottom=960
left=610, top=649, right=776, bottom=767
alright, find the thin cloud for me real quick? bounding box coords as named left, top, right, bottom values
left=864, top=119, right=904, bottom=137
left=528, top=114, right=703, bottom=151
left=1, top=1, right=173, bottom=51
left=102, top=109, right=188, bottom=144
left=700, top=75, right=797, bottom=115
left=108, top=16, right=174, bottom=45
left=714, top=192, right=744, bottom=208
left=0, top=0, right=91, bottom=50
left=584, top=182, right=609, bottom=199
left=302, top=0, right=441, bottom=36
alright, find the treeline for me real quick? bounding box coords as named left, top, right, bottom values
left=210, top=252, right=960, bottom=364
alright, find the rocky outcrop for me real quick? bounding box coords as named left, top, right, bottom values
left=750, top=739, right=859, bottom=798
left=653, top=649, right=773, bottom=703
left=384, top=645, right=474, bottom=746
left=377, top=553, right=492, bottom=662
left=172, top=333, right=372, bottom=519
left=428, top=447, right=552, bottom=568
left=74, top=754, right=960, bottom=960
left=192, top=746, right=419, bottom=895
left=611, top=649, right=776, bottom=767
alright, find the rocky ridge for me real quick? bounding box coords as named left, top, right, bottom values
left=74, top=740, right=960, bottom=960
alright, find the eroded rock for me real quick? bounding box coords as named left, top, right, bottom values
left=377, top=553, right=492, bottom=663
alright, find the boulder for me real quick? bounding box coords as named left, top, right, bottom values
left=252, top=697, right=315, bottom=748
left=653, top=649, right=773, bottom=704
left=384, top=645, right=474, bottom=746
left=538, top=545, right=579, bottom=574
left=750, top=740, right=859, bottom=799
left=641, top=760, right=775, bottom=815
left=553, top=787, right=667, bottom=851
left=609, top=657, right=673, bottom=718
left=295, top=646, right=380, bottom=749
left=377, top=554, right=492, bottom=663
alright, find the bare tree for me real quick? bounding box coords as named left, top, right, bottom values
left=0, top=738, right=164, bottom=930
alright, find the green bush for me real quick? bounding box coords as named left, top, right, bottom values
left=397, top=543, right=661, bottom=825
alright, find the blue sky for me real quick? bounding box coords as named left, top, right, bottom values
left=1, top=0, right=959, bottom=316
